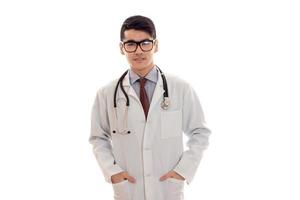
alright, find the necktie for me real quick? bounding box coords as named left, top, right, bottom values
left=139, top=78, right=150, bottom=119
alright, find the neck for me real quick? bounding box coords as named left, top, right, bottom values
left=131, top=64, right=155, bottom=77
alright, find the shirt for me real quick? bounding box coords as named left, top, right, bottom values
left=129, top=66, right=158, bottom=104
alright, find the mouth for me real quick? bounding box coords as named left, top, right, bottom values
left=133, top=58, right=146, bottom=62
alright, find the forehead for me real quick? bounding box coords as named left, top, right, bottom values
left=123, top=29, right=152, bottom=41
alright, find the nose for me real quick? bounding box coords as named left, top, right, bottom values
left=135, top=44, right=143, bottom=54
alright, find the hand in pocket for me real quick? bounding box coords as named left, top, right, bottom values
left=111, top=171, right=136, bottom=184
left=159, top=170, right=185, bottom=181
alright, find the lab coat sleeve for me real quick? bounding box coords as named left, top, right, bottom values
left=89, top=89, right=124, bottom=184
left=173, top=83, right=211, bottom=185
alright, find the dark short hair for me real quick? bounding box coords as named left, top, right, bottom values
left=120, top=15, right=156, bottom=41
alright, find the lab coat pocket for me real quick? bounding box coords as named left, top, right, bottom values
left=161, top=110, right=182, bottom=139
left=167, top=177, right=185, bottom=184
left=112, top=179, right=131, bottom=200
left=164, top=178, right=185, bottom=200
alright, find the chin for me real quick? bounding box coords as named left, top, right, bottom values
left=131, top=63, right=148, bottom=71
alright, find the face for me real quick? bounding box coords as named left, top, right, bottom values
left=120, top=29, right=158, bottom=73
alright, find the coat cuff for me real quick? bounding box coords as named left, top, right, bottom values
left=173, top=157, right=200, bottom=185
left=104, top=164, right=124, bottom=184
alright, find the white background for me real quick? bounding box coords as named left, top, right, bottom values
left=0, top=0, right=299, bottom=199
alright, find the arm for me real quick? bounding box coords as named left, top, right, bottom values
left=89, top=89, right=124, bottom=184
left=173, top=83, right=212, bottom=185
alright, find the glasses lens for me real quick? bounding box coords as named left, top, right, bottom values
left=124, top=42, right=137, bottom=52
left=140, top=40, right=153, bottom=51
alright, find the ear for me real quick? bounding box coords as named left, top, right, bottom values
left=119, top=42, right=125, bottom=55
left=154, top=39, right=158, bottom=53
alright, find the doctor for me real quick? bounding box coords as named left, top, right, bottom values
left=89, top=15, right=211, bottom=200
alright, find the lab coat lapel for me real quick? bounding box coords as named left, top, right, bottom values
left=116, top=68, right=165, bottom=117
left=116, top=71, right=140, bottom=103
left=148, top=69, right=164, bottom=117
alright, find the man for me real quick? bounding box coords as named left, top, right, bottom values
left=89, top=15, right=211, bottom=200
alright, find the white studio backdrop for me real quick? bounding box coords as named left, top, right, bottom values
left=0, top=0, right=299, bottom=199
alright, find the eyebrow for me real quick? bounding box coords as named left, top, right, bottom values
left=123, top=39, right=152, bottom=43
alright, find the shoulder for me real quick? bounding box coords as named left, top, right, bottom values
left=164, top=72, right=191, bottom=90
left=95, top=77, right=119, bottom=97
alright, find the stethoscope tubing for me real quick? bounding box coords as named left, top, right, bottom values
left=112, top=66, right=169, bottom=135
left=113, top=66, right=168, bottom=109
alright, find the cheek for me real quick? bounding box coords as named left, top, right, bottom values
left=125, top=54, right=134, bottom=60
left=146, top=53, right=153, bottom=60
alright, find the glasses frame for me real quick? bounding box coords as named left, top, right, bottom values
left=121, top=39, right=156, bottom=53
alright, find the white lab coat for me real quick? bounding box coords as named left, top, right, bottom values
left=89, top=67, right=211, bottom=200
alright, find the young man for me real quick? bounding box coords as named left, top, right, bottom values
left=89, top=15, right=211, bottom=200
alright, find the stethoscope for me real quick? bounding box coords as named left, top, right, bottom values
left=112, top=66, right=170, bottom=135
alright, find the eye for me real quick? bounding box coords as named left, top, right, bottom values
left=141, top=41, right=152, bottom=45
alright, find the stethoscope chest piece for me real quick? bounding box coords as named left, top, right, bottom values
left=161, top=97, right=170, bottom=110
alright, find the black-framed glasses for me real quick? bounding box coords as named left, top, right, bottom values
left=122, top=39, right=156, bottom=53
